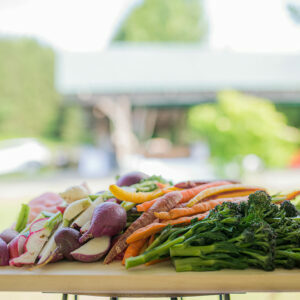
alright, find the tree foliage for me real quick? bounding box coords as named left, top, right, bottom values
left=188, top=91, right=300, bottom=169
left=0, top=38, right=61, bottom=138
left=114, top=0, right=206, bottom=42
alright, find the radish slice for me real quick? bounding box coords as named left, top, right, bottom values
left=71, top=236, right=110, bottom=263
left=29, top=218, right=48, bottom=233
left=8, top=234, right=28, bottom=259
left=10, top=228, right=48, bottom=267
left=38, top=224, right=62, bottom=265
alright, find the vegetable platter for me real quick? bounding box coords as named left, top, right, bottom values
left=1, top=171, right=300, bottom=289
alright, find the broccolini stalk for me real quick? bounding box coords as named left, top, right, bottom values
left=173, top=257, right=248, bottom=272
left=126, top=235, right=186, bottom=269
left=145, top=226, right=178, bottom=251
left=170, top=242, right=239, bottom=257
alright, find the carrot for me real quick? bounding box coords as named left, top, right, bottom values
left=126, top=223, right=167, bottom=244
left=179, top=181, right=233, bottom=203
left=187, top=184, right=263, bottom=207
left=286, top=190, right=300, bottom=200
left=145, top=257, right=170, bottom=266
left=148, top=234, right=155, bottom=246
left=122, top=238, right=147, bottom=265
left=156, top=182, right=167, bottom=189
left=109, top=184, right=164, bottom=204
left=210, top=189, right=255, bottom=200
left=161, top=212, right=209, bottom=225
left=104, top=192, right=182, bottom=264
left=136, top=181, right=232, bottom=211
left=155, top=196, right=248, bottom=220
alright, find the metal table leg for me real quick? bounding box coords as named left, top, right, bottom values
left=219, top=294, right=231, bottom=300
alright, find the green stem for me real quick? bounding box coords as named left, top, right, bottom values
left=126, top=236, right=185, bottom=269
left=44, top=212, right=63, bottom=232
left=15, top=204, right=30, bottom=232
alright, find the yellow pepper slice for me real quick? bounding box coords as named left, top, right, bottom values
left=109, top=184, right=164, bottom=204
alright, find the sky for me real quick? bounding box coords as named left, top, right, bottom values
left=0, top=0, right=299, bottom=52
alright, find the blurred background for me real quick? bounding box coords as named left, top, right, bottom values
left=0, top=0, right=300, bottom=298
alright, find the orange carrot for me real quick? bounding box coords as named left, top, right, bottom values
left=145, top=257, right=170, bottom=266
left=136, top=199, right=157, bottom=212
left=136, top=181, right=231, bottom=211
left=156, top=182, right=167, bottom=189
left=286, top=190, right=300, bottom=200
left=126, top=223, right=167, bottom=244
left=187, top=184, right=263, bottom=207
left=179, top=181, right=233, bottom=203
left=122, top=238, right=147, bottom=265
left=207, top=189, right=256, bottom=200
left=148, top=234, right=155, bottom=246
left=161, top=212, right=209, bottom=225
left=155, top=197, right=248, bottom=220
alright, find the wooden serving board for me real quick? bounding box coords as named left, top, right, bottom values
left=0, top=261, right=300, bottom=297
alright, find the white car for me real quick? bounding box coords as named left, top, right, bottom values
left=0, top=138, right=51, bottom=175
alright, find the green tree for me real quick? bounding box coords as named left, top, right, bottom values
left=60, top=105, right=88, bottom=144
left=0, top=38, right=61, bottom=138
left=188, top=91, right=300, bottom=170
left=114, top=0, right=206, bottom=42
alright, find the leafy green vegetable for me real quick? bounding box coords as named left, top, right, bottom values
left=126, top=190, right=300, bottom=272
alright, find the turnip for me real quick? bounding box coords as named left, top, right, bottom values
left=63, top=198, right=92, bottom=225
left=37, top=224, right=63, bottom=265
left=59, top=182, right=91, bottom=204
left=0, top=228, right=18, bottom=244
left=71, top=236, right=110, bottom=262
left=71, top=196, right=104, bottom=229
left=54, top=227, right=81, bottom=260
left=80, top=221, right=91, bottom=234
left=79, top=202, right=126, bottom=243
left=116, top=171, right=149, bottom=187
left=0, top=238, right=9, bottom=266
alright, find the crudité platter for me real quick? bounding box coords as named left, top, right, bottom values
left=1, top=172, right=300, bottom=296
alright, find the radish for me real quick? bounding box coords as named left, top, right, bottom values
left=10, top=228, right=49, bottom=267
left=9, top=212, right=62, bottom=267
left=0, top=238, right=9, bottom=266
left=63, top=198, right=92, bottom=224
left=79, top=202, right=126, bottom=244
left=0, top=228, right=18, bottom=244
left=8, top=233, right=28, bottom=259
left=71, top=196, right=104, bottom=229
left=71, top=236, right=110, bottom=262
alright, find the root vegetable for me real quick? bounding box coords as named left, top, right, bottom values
left=63, top=198, right=92, bottom=223
left=71, top=236, right=110, bottom=262
left=54, top=228, right=81, bottom=260
left=0, top=238, right=9, bottom=266
left=79, top=202, right=126, bottom=243
left=71, top=197, right=104, bottom=229
left=116, top=172, right=149, bottom=187
left=59, top=183, right=91, bottom=204
left=0, top=229, right=18, bottom=244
